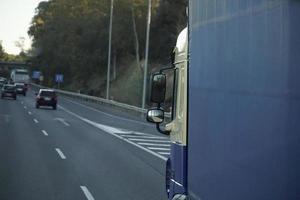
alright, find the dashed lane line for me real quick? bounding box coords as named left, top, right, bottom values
left=33, top=119, right=39, bottom=123
left=80, top=186, right=95, bottom=200
left=55, top=148, right=66, bottom=159
left=42, top=130, right=49, bottom=136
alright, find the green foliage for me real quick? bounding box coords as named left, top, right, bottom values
left=0, top=41, right=27, bottom=62
left=28, top=0, right=187, bottom=104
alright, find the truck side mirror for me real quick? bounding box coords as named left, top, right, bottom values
left=150, top=73, right=166, bottom=103
left=147, top=108, right=164, bottom=124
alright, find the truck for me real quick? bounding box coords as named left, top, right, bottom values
left=10, top=69, right=30, bottom=90
left=146, top=0, right=300, bottom=200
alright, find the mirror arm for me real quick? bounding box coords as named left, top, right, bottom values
left=159, top=66, right=175, bottom=74
left=154, top=104, right=170, bottom=135
left=156, top=123, right=170, bottom=135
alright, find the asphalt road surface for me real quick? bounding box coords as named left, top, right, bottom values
left=0, top=88, right=170, bottom=200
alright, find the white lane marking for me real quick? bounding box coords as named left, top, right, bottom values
left=33, top=119, right=39, bottom=123
left=21, top=101, right=24, bottom=104
left=148, top=147, right=170, bottom=151
left=80, top=186, right=95, bottom=200
left=55, top=148, right=66, bottom=159
left=28, top=111, right=32, bottom=115
left=121, top=135, right=166, bottom=139
left=114, top=131, right=148, bottom=136
left=128, top=138, right=171, bottom=143
left=24, top=106, right=27, bottom=109
left=138, top=143, right=171, bottom=147
left=158, top=152, right=170, bottom=155
left=62, top=97, right=152, bottom=127
left=54, top=118, right=70, bottom=126
left=59, top=105, right=168, bottom=161
left=42, top=130, right=48, bottom=136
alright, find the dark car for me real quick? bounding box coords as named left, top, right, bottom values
left=0, top=77, right=7, bottom=88
left=36, top=89, right=57, bottom=110
left=15, top=83, right=27, bottom=96
left=1, top=84, right=17, bottom=100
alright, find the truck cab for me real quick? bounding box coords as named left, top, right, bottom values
left=147, top=27, right=188, bottom=199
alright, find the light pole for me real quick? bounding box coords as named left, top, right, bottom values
left=142, top=0, right=152, bottom=109
left=106, top=0, right=114, bottom=99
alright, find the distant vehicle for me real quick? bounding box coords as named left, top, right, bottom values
left=35, top=89, right=57, bottom=110
left=1, top=84, right=17, bottom=100
left=10, top=69, right=29, bottom=89
left=0, top=77, right=7, bottom=88
left=15, top=83, right=27, bottom=96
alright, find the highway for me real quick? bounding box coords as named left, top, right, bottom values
left=0, top=88, right=169, bottom=200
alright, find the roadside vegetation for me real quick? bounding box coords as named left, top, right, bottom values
left=0, top=42, right=28, bottom=77
left=16, top=0, right=187, bottom=107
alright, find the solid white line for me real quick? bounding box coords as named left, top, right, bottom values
left=148, top=147, right=170, bottom=151
left=138, top=143, right=171, bottom=147
left=158, top=152, right=170, bottom=155
left=59, top=105, right=168, bottom=161
left=33, top=119, right=39, bottom=123
left=128, top=138, right=171, bottom=143
left=42, top=130, right=48, bottom=136
left=62, top=97, right=152, bottom=127
left=28, top=111, right=32, bottom=115
left=121, top=135, right=166, bottom=139
left=55, top=148, right=66, bottom=159
left=80, top=186, right=95, bottom=200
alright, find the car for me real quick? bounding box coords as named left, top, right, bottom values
left=15, top=83, right=27, bottom=96
left=0, top=77, right=7, bottom=88
left=1, top=84, right=17, bottom=100
left=35, top=89, right=57, bottom=110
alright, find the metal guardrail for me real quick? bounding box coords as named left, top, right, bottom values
left=30, top=83, right=148, bottom=114
left=30, top=83, right=171, bottom=118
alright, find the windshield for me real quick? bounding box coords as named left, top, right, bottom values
left=16, top=71, right=28, bottom=75
left=40, top=91, right=56, bottom=97
left=4, top=86, right=15, bottom=90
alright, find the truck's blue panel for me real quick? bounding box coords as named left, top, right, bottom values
left=188, top=1, right=300, bottom=200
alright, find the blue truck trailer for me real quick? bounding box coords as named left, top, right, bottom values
left=147, top=0, right=300, bottom=199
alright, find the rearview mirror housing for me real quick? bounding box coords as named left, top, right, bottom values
left=150, top=73, right=166, bottom=103
left=147, top=108, right=164, bottom=124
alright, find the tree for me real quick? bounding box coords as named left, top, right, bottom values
left=15, top=37, right=26, bottom=53
left=28, top=0, right=187, bottom=101
left=0, top=41, right=5, bottom=60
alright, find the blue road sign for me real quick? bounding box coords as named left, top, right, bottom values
left=32, top=71, right=41, bottom=79
left=55, top=74, right=64, bottom=83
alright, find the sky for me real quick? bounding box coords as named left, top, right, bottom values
left=0, top=0, right=44, bottom=55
